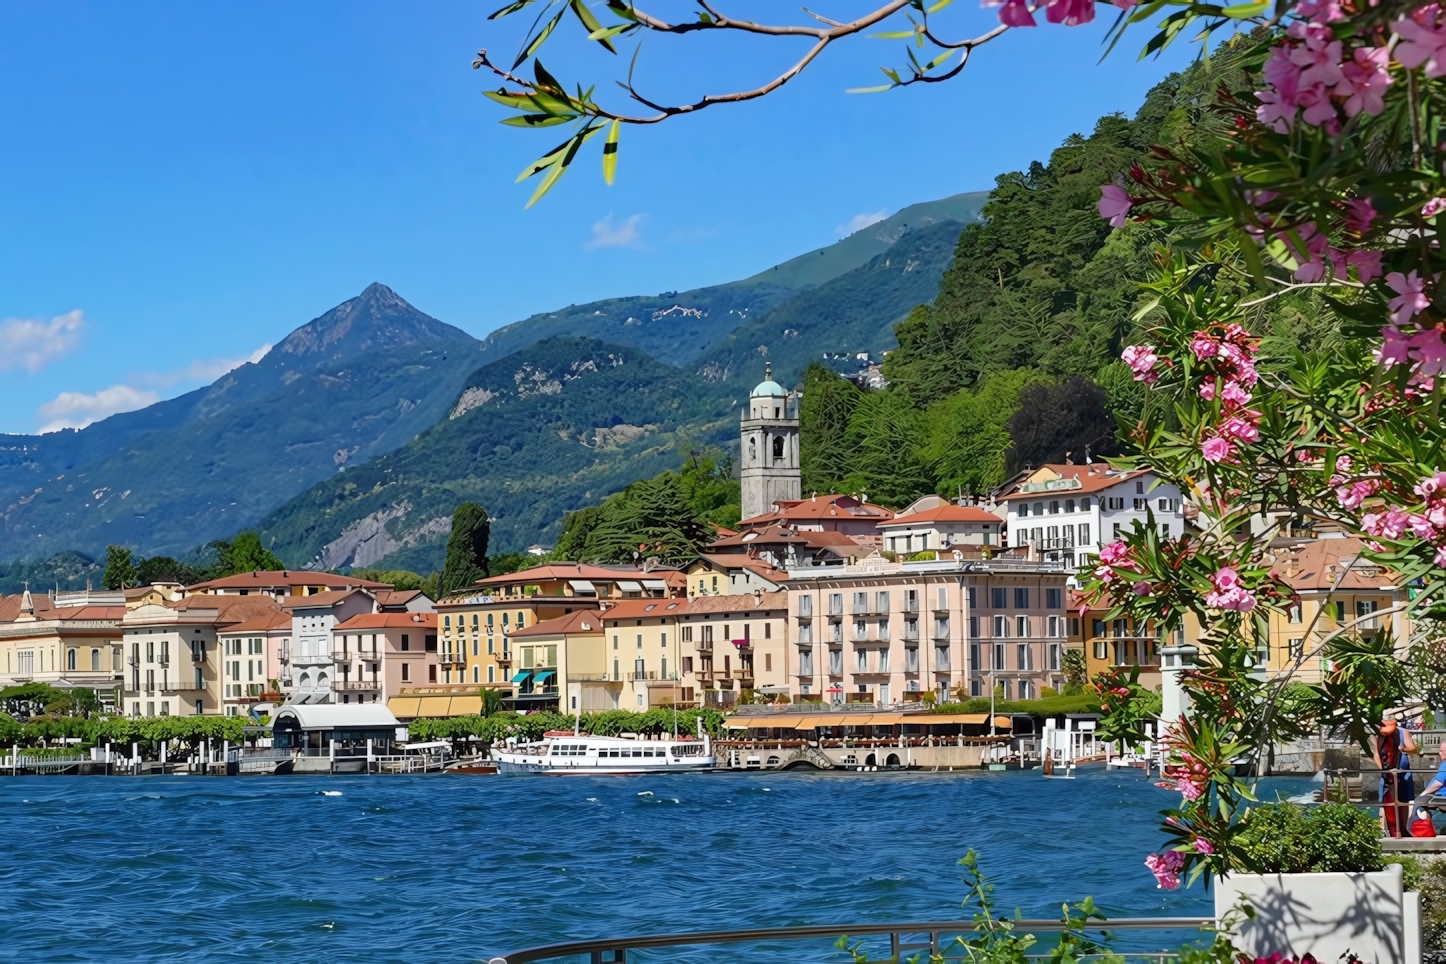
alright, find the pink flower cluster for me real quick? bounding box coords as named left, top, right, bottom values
left=1376, top=272, right=1446, bottom=388
left=1121, top=343, right=1159, bottom=384
left=1098, top=184, right=1132, bottom=228
left=1144, top=850, right=1185, bottom=890
left=1366, top=472, right=1446, bottom=567
left=1093, top=540, right=1141, bottom=585
left=1331, top=454, right=1383, bottom=509
left=1191, top=325, right=1261, bottom=463
left=1393, top=6, right=1446, bottom=78
left=986, top=0, right=1135, bottom=29
left=1255, top=21, right=1391, bottom=135
left=1203, top=566, right=1258, bottom=612
left=1279, top=221, right=1383, bottom=285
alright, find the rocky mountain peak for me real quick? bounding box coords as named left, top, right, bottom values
left=274, top=283, right=474, bottom=362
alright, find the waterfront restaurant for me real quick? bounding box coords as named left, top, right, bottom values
left=272, top=704, right=406, bottom=756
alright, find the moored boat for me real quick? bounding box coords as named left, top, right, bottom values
left=494, top=732, right=715, bottom=775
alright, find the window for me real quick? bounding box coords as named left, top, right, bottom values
left=969, top=616, right=980, bottom=638
left=401, top=634, right=410, bottom=651
left=1018, top=643, right=1033, bottom=671
left=856, top=649, right=868, bottom=672
left=876, top=591, right=890, bottom=614
left=904, top=648, right=919, bottom=672
left=1135, top=480, right=1145, bottom=494
left=444, top=615, right=451, bottom=631
left=428, top=665, right=437, bottom=683
left=1078, top=523, right=1091, bottom=545
left=878, top=650, right=889, bottom=673
left=1107, top=497, right=1124, bottom=510
left=1093, top=640, right=1107, bottom=659
left=1019, top=503, right=1030, bottom=518
left=829, top=650, right=843, bottom=675
left=764, top=624, right=771, bottom=639
left=969, top=643, right=980, bottom=671
left=1047, top=616, right=1061, bottom=638
left=934, top=617, right=949, bottom=638
left=1014, top=587, right=1029, bottom=609
left=1048, top=643, right=1061, bottom=670
left=992, top=615, right=1008, bottom=638
left=828, top=593, right=843, bottom=615
left=990, top=587, right=1007, bottom=609
left=1289, top=638, right=1304, bottom=659
left=1065, top=499, right=1075, bottom=512
left=1133, top=498, right=1147, bottom=511
left=1016, top=615, right=1028, bottom=638
left=993, top=642, right=1006, bottom=670
left=798, top=650, right=813, bottom=675
left=799, top=623, right=814, bottom=645
left=488, top=665, right=495, bottom=682
left=1335, top=601, right=1347, bottom=622
left=1112, top=523, right=1122, bottom=538
left=67, top=649, right=76, bottom=671
left=1048, top=501, right=1059, bottom=514
left=798, top=595, right=813, bottom=617
left=853, top=591, right=869, bottom=613
left=967, top=586, right=976, bottom=608
left=1080, top=498, right=1091, bottom=510
left=91, top=649, right=100, bottom=672
left=1158, top=498, right=1180, bottom=511
left=1046, top=588, right=1062, bottom=609
left=1068, top=617, right=1080, bottom=637
left=933, top=645, right=948, bottom=670
left=1033, top=502, right=1044, bottom=516
left=401, top=664, right=410, bottom=682
left=1288, top=603, right=1302, bottom=623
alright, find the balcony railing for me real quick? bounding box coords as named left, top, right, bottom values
left=494, top=652, right=512, bottom=665
left=335, top=679, right=381, bottom=691
left=694, top=639, right=713, bottom=653
left=567, top=673, right=609, bottom=682
left=695, top=668, right=715, bottom=682
left=903, top=599, right=920, bottom=613
left=487, top=915, right=1213, bottom=964
left=731, top=669, right=753, bottom=680
left=330, top=650, right=354, bottom=663
left=161, top=680, right=204, bottom=692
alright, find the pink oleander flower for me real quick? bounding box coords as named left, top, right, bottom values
left=1145, top=850, right=1185, bottom=890
left=1289, top=27, right=1345, bottom=89
left=1349, top=249, right=1383, bottom=284
left=1194, top=837, right=1216, bottom=855
left=1220, top=415, right=1261, bottom=444
left=1221, top=380, right=1252, bottom=405
left=985, top=0, right=1038, bottom=27
left=1363, top=508, right=1411, bottom=540
left=1099, top=541, right=1130, bottom=565
left=1297, top=0, right=1344, bottom=22
left=1211, top=566, right=1242, bottom=592
left=1191, top=333, right=1219, bottom=361
left=1393, top=15, right=1446, bottom=78
left=1111, top=0, right=1139, bottom=7
left=1344, top=198, right=1378, bottom=233
left=1132, top=581, right=1153, bottom=596
left=1336, top=479, right=1378, bottom=509
left=1337, top=45, right=1392, bottom=118
left=1413, top=328, right=1446, bottom=377
left=1387, top=271, right=1431, bottom=325
left=1199, top=381, right=1217, bottom=401
left=1436, top=544, right=1446, bottom=567
left=1426, top=198, right=1446, bottom=218
left=1202, top=436, right=1234, bottom=463
left=1378, top=325, right=1412, bottom=367
left=1098, top=184, right=1132, bottom=228
left=1178, top=775, right=1205, bottom=801
left=1121, top=343, right=1159, bottom=382
left=1409, top=513, right=1440, bottom=541
left=1256, top=88, right=1296, bottom=133
left=1045, top=0, right=1094, bottom=26
left=1416, top=471, right=1446, bottom=498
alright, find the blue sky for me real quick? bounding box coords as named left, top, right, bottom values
left=0, top=1, right=1196, bottom=434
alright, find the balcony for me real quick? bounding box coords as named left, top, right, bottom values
left=694, top=639, right=713, bottom=653
left=732, top=640, right=752, bottom=651
left=494, top=652, right=512, bottom=665
left=335, top=679, right=381, bottom=692
left=695, top=668, right=715, bottom=683
left=191, top=650, right=206, bottom=663
left=731, top=669, right=754, bottom=681
left=438, top=652, right=466, bottom=667
left=903, top=598, right=920, bottom=613
left=157, top=656, right=170, bottom=668
left=567, top=673, right=609, bottom=682
left=161, top=680, right=204, bottom=692
left=330, top=650, right=355, bottom=663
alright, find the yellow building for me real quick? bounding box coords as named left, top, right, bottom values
left=0, top=589, right=127, bottom=709
left=683, top=555, right=787, bottom=597
left=435, top=564, right=687, bottom=691
left=507, top=609, right=608, bottom=712
left=1262, top=538, right=1406, bottom=684
left=1069, top=590, right=1165, bottom=691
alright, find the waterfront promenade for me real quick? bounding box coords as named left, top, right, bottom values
left=0, top=768, right=1313, bottom=963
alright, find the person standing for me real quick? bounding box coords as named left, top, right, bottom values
left=1374, top=715, right=1418, bottom=837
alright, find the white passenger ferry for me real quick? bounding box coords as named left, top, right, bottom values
left=494, top=732, right=716, bottom=775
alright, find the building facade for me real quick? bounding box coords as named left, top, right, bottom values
left=330, top=612, right=439, bottom=704
left=0, top=590, right=126, bottom=708
left=879, top=497, right=1004, bottom=555
left=217, top=609, right=291, bottom=716
left=281, top=589, right=380, bottom=704
left=786, top=557, right=1071, bottom=705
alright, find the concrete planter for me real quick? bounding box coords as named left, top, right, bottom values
left=1214, top=864, right=1421, bottom=964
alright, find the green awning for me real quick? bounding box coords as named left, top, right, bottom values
left=511, top=671, right=533, bottom=683
left=533, top=670, right=556, bottom=684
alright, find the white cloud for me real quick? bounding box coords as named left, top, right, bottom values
left=145, top=342, right=273, bottom=386
left=32, top=342, right=272, bottom=433
left=836, top=210, right=888, bottom=238
left=37, top=384, right=161, bottom=433
left=0, top=310, right=85, bottom=373
left=585, top=212, right=646, bottom=250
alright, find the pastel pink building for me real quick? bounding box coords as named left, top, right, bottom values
left=330, top=612, right=438, bottom=705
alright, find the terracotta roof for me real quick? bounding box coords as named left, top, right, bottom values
left=280, top=589, right=373, bottom=610
left=0, top=594, right=55, bottom=622
left=127, top=594, right=282, bottom=626
left=1279, top=538, right=1404, bottom=592
left=879, top=505, right=1003, bottom=527
left=709, top=526, right=864, bottom=551
left=51, top=606, right=129, bottom=620
left=374, top=589, right=426, bottom=609
left=473, top=564, right=670, bottom=586
left=739, top=493, right=894, bottom=527
left=998, top=465, right=1149, bottom=500
left=219, top=610, right=294, bottom=634
left=334, top=612, right=437, bottom=630
left=598, top=598, right=691, bottom=620
left=185, top=570, right=392, bottom=592
left=689, top=554, right=789, bottom=579
left=509, top=609, right=605, bottom=638
left=681, top=593, right=787, bottom=615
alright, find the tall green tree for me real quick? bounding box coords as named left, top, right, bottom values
left=799, top=362, right=860, bottom=495
left=441, top=502, right=491, bottom=595
left=583, top=473, right=714, bottom=564
left=1005, top=377, right=1119, bottom=475
left=102, top=545, right=139, bottom=590
left=839, top=392, right=933, bottom=508
left=922, top=369, right=1040, bottom=499
left=218, top=532, right=285, bottom=575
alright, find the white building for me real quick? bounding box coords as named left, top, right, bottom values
left=878, top=495, right=1004, bottom=555
left=281, top=589, right=378, bottom=704
left=997, top=464, right=1186, bottom=568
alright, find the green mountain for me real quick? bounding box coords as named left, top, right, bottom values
left=0, top=284, right=485, bottom=559
left=255, top=336, right=737, bottom=571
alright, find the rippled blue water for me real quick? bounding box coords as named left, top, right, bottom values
left=0, top=768, right=1317, bottom=963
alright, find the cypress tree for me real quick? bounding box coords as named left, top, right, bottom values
left=442, top=503, right=491, bottom=595
left=799, top=363, right=860, bottom=494
left=103, top=545, right=139, bottom=590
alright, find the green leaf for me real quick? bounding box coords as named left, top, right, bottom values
left=927, top=0, right=955, bottom=12
left=923, top=49, right=955, bottom=71
left=483, top=89, right=536, bottom=110
left=587, top=23, right=637, bottom=42
left=602, top=118, right=620, bottom=186
left=534, top=58, right=565, bottom=93
left=569, top=0, right=617, bottom=53
left=868, top=30, right=918, bottom=39
left=525, top=124, right=602, bottom=209
left=501, top=113, right=575, bottom=127
left=846, top=83, right=896, bottom=93
left=513, top=6, right=566, bottom=69
left=489, top=0, right=539, bottom=20
left=1220, top=0, right=1267, bottom=16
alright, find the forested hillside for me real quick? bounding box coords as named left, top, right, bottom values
left=801, top=55, right=1339, bottom=507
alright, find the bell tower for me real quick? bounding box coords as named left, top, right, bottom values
left=740, top=363, right=801, bottom=521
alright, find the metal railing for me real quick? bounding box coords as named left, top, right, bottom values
left=488, top=916, right=1215, bottom=964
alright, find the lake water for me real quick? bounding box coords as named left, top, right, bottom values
left=0, top=768, right=1317, bottom=963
